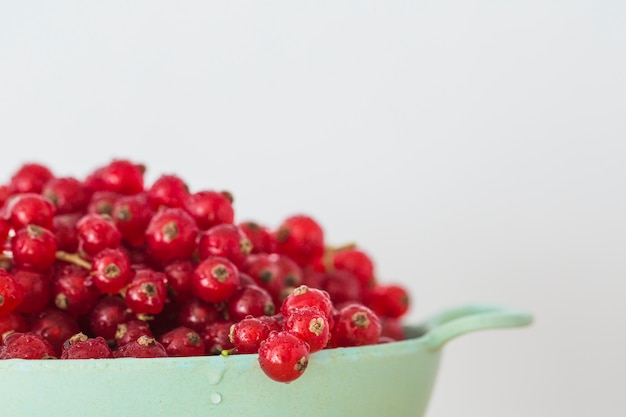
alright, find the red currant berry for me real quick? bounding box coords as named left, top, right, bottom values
left=159, top=326, right=205, bottom=357
left=0, top=312, right=27, bottom=339
left=145, top=208, right=199, bottom=263
left=243, top=253, right=302, bottom=305
left=115, top=319, right=153, bottom=347
left=61, top=333, right=113, bottom=359
left=88, top=295, right=133, bottom=340
left=42, top=177, right=90, bottom=214
left=114, top=335, right=167, bottom=358
left=226, top=285, right=275, bottom=322
left=258, top=331, right=310, bottom=383
left=280, top=285, right=333, bottom=324
left=202, top=321, right=234, bottom=355
left=284, top=307, right=330, bottom=353
left=90, top=248, right=133, bottom=294
left=239, top=221, right=276, bottom=254
left=112, top=193, right=154, bottom=247
left=29, top=308, right=81, bottom=356
left=87, top=191, right=122, bottom=215
left=193, top=257, right=240, bottom=303
left=319, top=270, right=362, bottom=305
left=163, top=259, right=195, bottom=304
left=10, top=163, right=54, bottom=194
left=1, top=332, right=56, bottom=359
left=331, top=248, right=375, bottom=289
left=53, top=265, right=99, bottom=316
left=258, top=314, right=284, bottom=333
left=184, top=190, right=234, bottom=230
left=124, top=269, right=167, bottom=315
left=5, top=193, right=56, bottom=230
left=76, top=214, right=122, bottom=257
left=330, top=303, right=382, bottom=347
left=380, top=317, right=405, bottom=341
left=52, top=213, right=81, bottom=252
left=177, top=298, right=221, bottom=332
left=85, top=159, right=144, bottom=196
left=229, top=317, right=271, bottom=354
left=275, top=215, right=324, bottom=266
left=148, top=174, right=188, bottom=209
left=0, top=270, right=24, bottom=316
left=12, top=267, right=52, bottom=314
left=197, top=224, right=252, bottom=268
left=11, top=225, right=57, bottom=271
left=364, top=284, right=410, bottom=319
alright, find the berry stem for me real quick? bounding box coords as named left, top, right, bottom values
left=55, top=251, right=92, bottom=270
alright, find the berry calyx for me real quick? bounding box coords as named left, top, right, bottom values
left=145, top=208, right=199, bottom=263
left=61, top=333, right=114, bottom=359
left=90, top=248, right=133, bottom=294
left=192, top=257, right=240, bottom=303
left=258, top=331, right=310, bottom=383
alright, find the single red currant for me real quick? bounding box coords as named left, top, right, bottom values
left=163, top=259, right=195, bottom=304
left=364, top=284, right=410, bottom=318
left=85, top=159, right=144, bottom=196
left=243, top=253, right=303, bottom=305
left=184, top=190, right=234, bottom=230
left=0, top=270, right=24, bottom=316
left=202, top=321, right=234, bottom=355
left=61, top=333, right=113, bottom=359
left=11, top=224, right=57, bottom=271
left=12, top=267, right=52, bottom=314
left=76, top=214, right=122, bottom=257
left=90, top=248, right=133, bottom=294
left=1, top=332, right=56, bottom=359
left=88, top=295, right=133, bottom=340
left=258, top=331, right=310, bottom=383
left=145, top=208, right=199, bottom=263
left=226, top=285, right=275, bottom=321
left=280, top=285, right=333, bottom=324
left=238, top=221, right=276, bottom=254
left=114, top=335, right=167, bottom=358
left=5, top=193, right=56, bottom=230
left=229, top=317, right=271, bottom=354
left=115, top=319, right=153, bottom=347
left=177, top=298, right=221, bottom=332
left=0, top=312, right=27, bottom=339
left=159, top=326, right=205, bottom=357
left=148, top=174, right=188, bottom=209
left=192, top=257, right=240, bottom=303
left=319, top=270, right=362, bottom=305
left=29, top=308, right=81, bottom=356
left=42, top=177, right=90, bottom=214
left=284, top=307, right=330, bottom=353
left=330, top=303, right=382, bottom=347
left=197, top=224, right=252, bottom=268
left=87, top=191, right=122, bottom=215
left=52, top=213, right=81, bottom=252
left=331, top=248, right=376, bottom=289
left=53, top=265, right=99, bottom=316
left=112, top=193, right=154, bottom=247
left=9, top=163, right=54, bottom=194
left=275, top=215, right=324, bottom=266
left=124, top=269, right=167, bottom=315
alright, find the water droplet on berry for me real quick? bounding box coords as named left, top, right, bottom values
left=210, top=392, right=222, bottom=404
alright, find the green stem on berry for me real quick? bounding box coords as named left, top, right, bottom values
left=55, top=251, right=92, bottom=270
left=221, top=348, right=235, bottom=357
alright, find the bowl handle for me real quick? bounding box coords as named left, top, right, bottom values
left=420, top=304, right=533, bottom=350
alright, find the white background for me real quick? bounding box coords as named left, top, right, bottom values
left=1, top=2, right=625, bottom=416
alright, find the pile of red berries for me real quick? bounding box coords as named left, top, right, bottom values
left=0, top=160, right=410, bottom=383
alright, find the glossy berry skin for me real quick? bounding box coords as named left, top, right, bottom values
left=226, top=285, right=275, bottom=322
left=202, top=321, right=234, bottom=355
left=239, top=221, right=276, bottom=254
left=284, top=307, right=330, bottom=353
left=163, top=259, right=195, bottom=304
left=331, top=249, right=376, bottom=289
left=11, top=225, right=57, bottom=271
left=115, top=319, right=153, bottom=347
left=0, top=270, right=24, bottom=316
left=61, top=333, right=114, bottom=359
left=0, top=312, right=27, bottom=339
left=125, top=269, right=168, bottom=315
left=275, top=215, right=324, bottom=266
left=42, top=177, right=90, bottom=214
left=330, top=303, right=382, bottom=347
left=87, top=191, right=122, bottom=215
left=159, top=326, right=205, bottom=357
left=229, top=317, right=271, bottom=354
left=29, top=308, right=81, bottom=356
left=184, top=191, right=234, bottom=230
left=319, top=270, right=362, bottom=305
left=1, top=332, right=56, bottom=359
left=280, top=285, right=334, bottom=324
left=243, top=254, right=303, bottom=305
left=197, top=224, right=252, bottom=268
left=85, top=159, right=144, bottom=196
left=12, top=268, right=52, bottom=314
left=193, top=257, right=240, bottom=303
left=114, top=335, right=167, bottom=358
left=148, top=174, right=188, bottom=209
left=90, top=248, right=133, bottom=294
left=177, top=298, right=221, bottom=332
left=5, top=193, right=56, bottom=230
left=112, top=193, right=154, bottom=248
left=364, top=284, right=410, bottom=319
left=145, top=208, right=199, bottom=263
left=52, top=213, right=81, bottom=252
left=9, top=163, right=54, bottom=194
left=53, top=265, right=99, bottom=316
left=258, top=314, right=284, bottom=333
left=258, top=331, right=310, bottom=383
left=76, top=214, right=122, bottom=257
left=88, top=295, right=133, bottom=340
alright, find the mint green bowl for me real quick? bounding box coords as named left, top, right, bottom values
left=0, top=304, right=531, bottom=417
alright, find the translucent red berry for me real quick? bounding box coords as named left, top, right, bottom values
left=319, top=270, right=362, bottom=305
left=364, top=284, right=410, bottom=319
left=115, top=319, right=153, bottom=347
left=12, top=268, right=52, bottom=314
left=114, top=335, right=167, bottom=358
left=163, top=259, right=195, bottom=303
left=87, top=191, right=121, bottom=215
left=148, top=174, right=188, bottom=209
left=280, top=285, right=333, bottom=324
left=159, top=326, right=205, bottom=357
left=61, top=333, right=113, bottom=359
left=1, top=332, right=56, bottom=359
left=184, top=190, right=234, bottom=230
left=229, top=317, right=271, bottom=354
left=330, top=303, right=382, bottom=347
left=42, top=177, right=90, bottom=214
left=197, top=224, right=252, bottom=268
left=52, top=213, right=81, bottom=252
left=202, top=321, right=234, bottom=355
left=10, top=163, right=54, bottom=194
left=145, top=208, right=199, bottom=263
left=177, top=298, right=221, bottom=332
left=112, top=193, right=154, bottom=247
left=11, top=225, right=57, bottom=271
left=124, top=269, right=167, bottom=315
left=90, top=248, right=133, bottom=294
left=0, top=270, right=24, bottom=316
left=284, top=307, right=330, bottom=353
left=239, top=221, right=276, bottom=254
left=85, top=159, right=144, bottom=196
left=5, top=193, right=56, bottom=230
left=193, top=257, right=240, bottom=303
left=258, top=331, right=310, bottom=383
left=331, top=248, right=376, bottom=289
left=0, top=312, right=27, bottom=340
left=243, top=253, right=303, bottom=305
left=76, top=214, right=122, bottom=257
left=275, top=215, right=324, bottom=266
left=29, top=308, right=81, bottom=356
left=226, top=285, right=275, bottom=322
left=53, top=265, right=99, bottom=316
left=88, top=295, right=133, bottom=340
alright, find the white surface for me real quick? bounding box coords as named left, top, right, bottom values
left=1, top=2, right=625, bottom=416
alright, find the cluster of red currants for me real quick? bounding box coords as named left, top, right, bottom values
left=0, top=160, right=410, bottom=382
